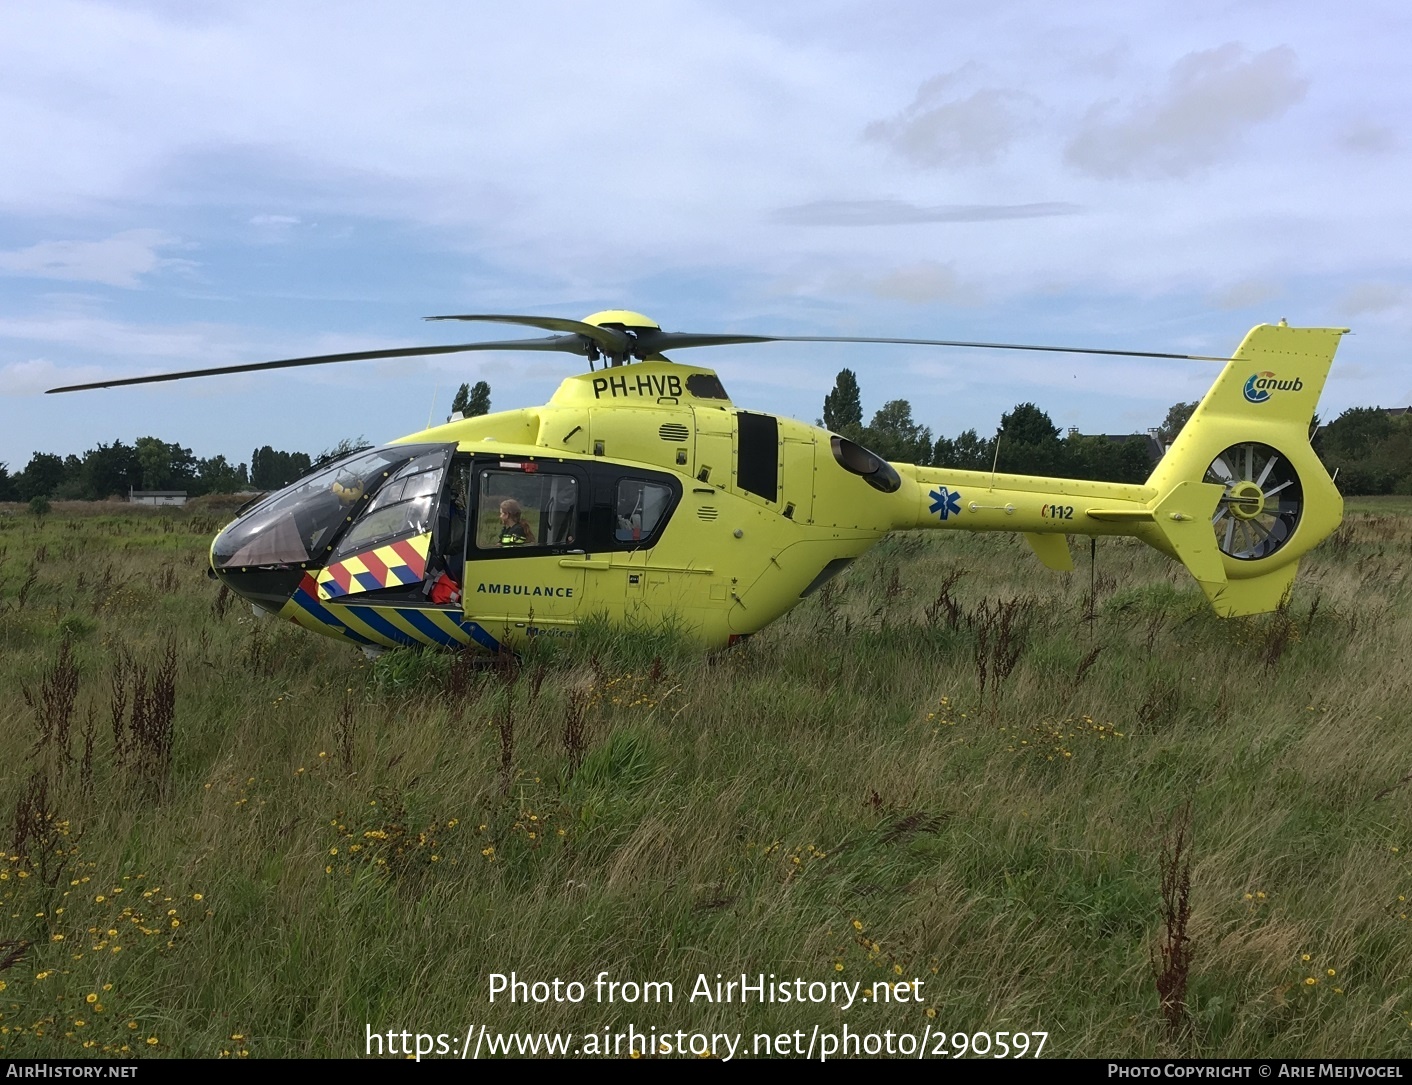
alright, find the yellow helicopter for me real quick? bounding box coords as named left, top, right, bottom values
left=50, top=311, right=1346, bottom=655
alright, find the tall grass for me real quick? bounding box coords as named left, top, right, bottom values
left=0, top=499, right=1409, bottom=1058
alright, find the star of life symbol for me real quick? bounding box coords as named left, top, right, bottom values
left=929, top=486, right=962, bottom=521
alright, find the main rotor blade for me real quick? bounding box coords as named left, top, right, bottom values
left=645, top=332, right=1233, bottom=363
left=638, top=332, right=778, bottom=351
left=426, top=319, right=1232, bottom=362
left=425, top=314, right=630, bottom=354
left=45, top=335, right=587, bottom=394
left=46, top=312, right=1237, bottom=394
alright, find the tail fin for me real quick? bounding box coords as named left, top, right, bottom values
left=1145, top=323, right=1346, bottom=615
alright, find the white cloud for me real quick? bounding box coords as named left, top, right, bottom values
left=0, top=357, right=105, bottom=395
left=764, top=259, right=987, bottom=312
left=0, top=4, right=1410, bottom=459
left=1339, top=282, right=1412, bottom=317
left=1209, top=279, right=1281, bottom=311
left=862, top=262, right=982, bottom=306
left=0, top=310, right=237, bottom=359
left=1065, top=44, right=1308, bottom=178
left=771, top=199, right=1079, bottom=226
left=0, top=230, right=192, bottom=288
left=864, top=71, right=1036, bottom=168
left=1336, top=121, right=1397, bottom=155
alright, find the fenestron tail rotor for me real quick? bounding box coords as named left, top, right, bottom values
left=45, top=311, right=1234, bottom=393
left=1205, top=442, right=1303, bottom=560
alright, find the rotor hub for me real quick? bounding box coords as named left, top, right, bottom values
left=581, top=310, right=660, bottom=332
left=1226, top=480, right=1265, bottom=520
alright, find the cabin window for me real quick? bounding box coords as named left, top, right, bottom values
left=614, top=479, right=673, bottom=543
left=474, top=468, right=580, bottom=551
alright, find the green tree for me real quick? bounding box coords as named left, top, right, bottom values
left=1157, top=401, right=1198, bottom=446
left=822, top=369, right=863, bottom=432
left=451, top=381, right=491, bottom=418
left=1315, top=407, right=1409, bottom=494
left=197, top=455, right=249, bottom=494
left=53, top=455, right=85, bottom=500
left=17, top=452, right=67, bottom=501
left=996, top=403, right=1063, bottom=475
left=82, top=440, right=142, bottom=500
left=313, top=437, right=373, bottom=469
left=251, top=446, right=313, bottom=490
left=999, top=402, right=1060, bottom=445
left=862, top=399, right=932, bottom=464
left=1316, top=407, right=1395, bottom=461
left=933, top=428, right=994, bottom=471
left=0, top=463, right=17, bottom=503
left=135, top=436, right=197, bottom=492
left=1064, top=433, right=1154, bottom=483
left=466, top=380, right=491, bottom=417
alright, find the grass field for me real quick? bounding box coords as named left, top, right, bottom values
left=0, top=497, right=1409, bottom=1059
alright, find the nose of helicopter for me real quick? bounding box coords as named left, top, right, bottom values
left=205, top=465, right=357, bottom=614
left=209, top=520, right=307, bottom=613
left=207, top=441, right=452, bottom=616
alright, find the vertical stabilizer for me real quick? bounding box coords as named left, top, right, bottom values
left=1143, top=323, right=1345, bottom=613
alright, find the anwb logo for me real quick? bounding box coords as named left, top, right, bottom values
left=1243, top=371, right=1303, bottom=404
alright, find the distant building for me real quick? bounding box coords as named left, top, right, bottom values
left=129, top=489, right=188, bottom=506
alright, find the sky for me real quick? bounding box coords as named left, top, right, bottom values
left=2, top=0, right=1410, bottom=471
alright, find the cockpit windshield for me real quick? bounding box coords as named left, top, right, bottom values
left=212, top=444, right=446, bottom=569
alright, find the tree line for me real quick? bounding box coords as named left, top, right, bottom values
left=1311, top=407, right=1412, bottom=495
left=0, top=382, right=495, bottom=503
left=0, top=440, right=322, bottom=503
left=823, top=368, right=1158, bottom=483
left=3, top=376, right=1406, bottom=500
left=823, top=368, right=1412, bottom=493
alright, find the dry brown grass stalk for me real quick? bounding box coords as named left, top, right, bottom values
left=1153, top=800, right=1196, bottom=1041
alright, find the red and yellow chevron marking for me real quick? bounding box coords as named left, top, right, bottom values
left=317, top=532, right=431, bottom=601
